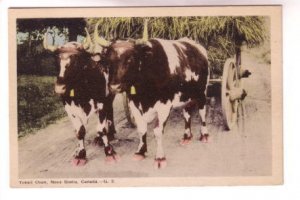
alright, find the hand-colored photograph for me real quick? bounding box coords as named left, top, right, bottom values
left=9, top=6, right=282, bottom=187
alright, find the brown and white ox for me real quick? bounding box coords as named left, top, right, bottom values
left=98, top=21, right=210, bottom=169
left=43, top=27, right=118, bottom=166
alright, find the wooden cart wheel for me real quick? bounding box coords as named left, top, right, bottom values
left=221, top=58, right=245, bottom=130
left=122, top=92, right=136, bottom=128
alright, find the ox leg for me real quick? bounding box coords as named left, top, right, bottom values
left=199, top=105, right=209, bottom=143
left=180, top=107, right=193, bottom=145
left=67, top=114, right=87, bottom=166
left=133, top=121, right=147, bottom=161
left=128, top=101, right=148, bottom=161
left=106, top=94, right=116, bottom=141
left=65, top=103, right=88, bottom=166
left=153, top=102, right=172, bottom=169
left=72, top=125, right=88, bottom=166
left=97, top=110, right=119, bottom=163
left=199, top=71, right=210, bottom=143
left=93, top=95, right=116, bottom=147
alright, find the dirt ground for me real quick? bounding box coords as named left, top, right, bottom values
left=18, top=49, right=272, bottom=179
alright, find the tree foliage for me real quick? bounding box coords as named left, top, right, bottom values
left=17, top=18, right=86, bottom=41
left=17, top=18, right=87, bottom=76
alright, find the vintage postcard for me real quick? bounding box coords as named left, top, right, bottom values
left=9, top=6, right=282, bottom=187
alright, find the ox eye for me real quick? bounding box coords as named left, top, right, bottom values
left=126, top=58, right=132, bottom=64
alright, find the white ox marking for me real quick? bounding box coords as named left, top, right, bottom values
left=65, top=101, right=87, bottom=131
left=97, top=117, right=108, bottom=135
left=129, top=101, right=157, bottom=125
left=185, top=68, right=199, bottom=82
left=59, top=54, right=71, bottom=78
left=78, top=140, right=85, bottom=151
left=91, top=54, right=101, bottom=62
left=129, top=92, right=193, bottom=136
left=129, top=99, right=172, bottom=160
left=138, top=103, right=143, bottom=112
left=55, top=84, right=66, bottom=94
left=179, top=37, right=208, bottom=60
left=65, top=99, right=104, bottom=132
left=174, top=41, right=187, bottom=51
left=155, top=38, right=207, bottom=80
left=171, top=92, right=191, bottom=108
left=183, top=109, right=191, bottom=134
left=103, top=72, right=109, bottom=96
left=155, top=39, right=180, bottom=74
left=199, top=108, right=208, bottom=134
left=183, top=109, right=190, bottom=122
left=153, top=100, right=172, bottom=159
left=129, top=101, right=147, bottom=134
left=116, top=47, right=128, bottom=57
left=171, top=92, right=183, bottom=107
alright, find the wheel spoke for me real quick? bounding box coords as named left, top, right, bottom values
left=222, top=58, right=243, bottom=130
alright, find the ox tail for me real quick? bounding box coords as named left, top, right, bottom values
left=205, top=67, right=210, bottom=96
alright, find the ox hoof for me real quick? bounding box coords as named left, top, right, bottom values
left=154, top=157, right=167, bottom=169
left=105, top=154, right=120, bottom=164
left=132, top=153, right=145, bottom=161
left=93, top=136, right=104, bottom=147
left=72, top=158, right=87, bottom=167
left=114, top=154, right=121, bottom=162
left=199, top=134, right=209, bottom=143
left=105, top=156, right=115, bottom=164
left=180, top=134, right=193, bottom=146
left=180, top=139, right=192, bottom=146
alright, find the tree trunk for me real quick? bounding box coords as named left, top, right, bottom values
left=235, top=46, right=241, bottom=67
left=68, top=27, right=78, bottom=42
left=27, top=32, right=32, bottom=57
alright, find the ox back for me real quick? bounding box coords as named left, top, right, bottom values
left=127, top=38, right=208, bottom=112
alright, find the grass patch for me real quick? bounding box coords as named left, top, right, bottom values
left=17, top=75, right=66, bottom=137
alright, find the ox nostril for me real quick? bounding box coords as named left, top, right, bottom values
left=110, top=84, right=120, bottom=89
left=56, top=77, right=65, bottom=85
left=109, top=84, right=121, bottom=93
left=54, top=83, right=67, bottom=95
left=108, top=86, right=114, bottom=92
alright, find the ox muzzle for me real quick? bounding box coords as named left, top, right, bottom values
left=55, top=77, right=66, bottom=95
left=109, top=84, right=122, bottom=94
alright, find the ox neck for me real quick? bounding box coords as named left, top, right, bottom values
left=61, top=65, right=107, bottom=104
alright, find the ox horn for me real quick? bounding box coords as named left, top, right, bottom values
left=83, top=27, right=93, bottom=51
left=136, top=18, right=150, bottom=45
left=43, top=32, right=59, bottom=52
left=93, top=21, right=110, bottom=47
left=142, top=18, right=149, bottom=41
